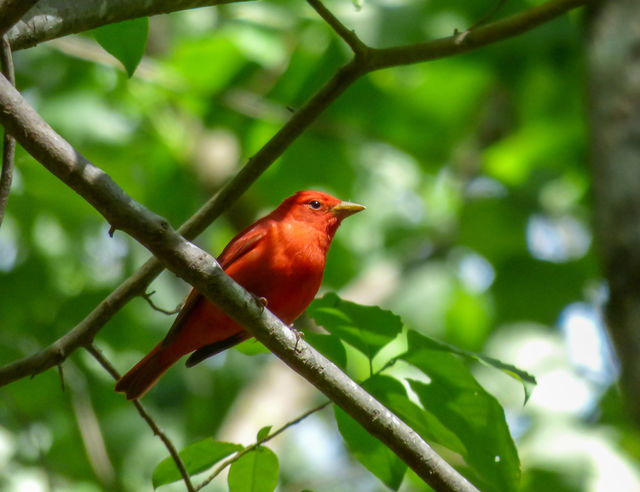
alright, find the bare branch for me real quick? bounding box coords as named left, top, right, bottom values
left=365, top=0, right=591, bottom=71
left=196, top=401, right=331, bottom=491
left=307, top=0, right=368, bottom=56
left=7, top=0, right=250, bottom=51
left=0, top=36, right=15, bottom=227
left=85, top=344, right=195, bottom=492
left=0, top=0, right=39, bottom=37
left=141, top=291, right=182, bottom=315
left=0, top=71, right=476, bottom=491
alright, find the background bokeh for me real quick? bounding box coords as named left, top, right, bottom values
left=1, top=1, right=638, bottom=491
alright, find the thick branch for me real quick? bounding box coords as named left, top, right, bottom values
left=365, top=0, right=590, bottom=71
left=6, top=0, right=249, bottom=51
left=0, top=70, right=476, bottom=492
left=0, top=59, right=362, bottom=387
left=0, top=0, right=40, bottom=37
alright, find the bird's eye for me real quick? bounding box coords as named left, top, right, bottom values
left=308, top=200, right=322, bottom=210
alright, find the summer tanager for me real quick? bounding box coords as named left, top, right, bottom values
left=115, top=190, right=365, bottom=399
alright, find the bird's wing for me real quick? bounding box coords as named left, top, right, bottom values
left=217, top=225, right=267, bottom=269
left=185, top=330, right=251, bottom=367
left=161, top=226, right=267, bottom=347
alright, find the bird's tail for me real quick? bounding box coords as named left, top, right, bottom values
left=115, top=343, right=179, bottom=400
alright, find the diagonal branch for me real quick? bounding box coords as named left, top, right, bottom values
left=85, top=344, right=195, bottom=492
left=6, top=0, right=249, bottom=51
left=0, top=70, right=477, bottom=492
left=365, top=0, right=591, bottom=71
left=0, top=0, right=589, bottom=392
left=0, top=58, right=363, bottom=388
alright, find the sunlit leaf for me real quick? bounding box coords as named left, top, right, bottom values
left=304, top=331, right=348, bottom=369
left=152, top=439, right=242, bottom=488
left=92, top=18, right=149, bottom=77
left=308, top=293, right=402, bottom=360
left=228, top=446, right=279, bottom=492
left=257, top=426, right=272, bottom=441
left=334, top=405, right=407, bottom=490
left=402, top=331, right=521, bottom=492
left=404, top=332, right=536, bottom=404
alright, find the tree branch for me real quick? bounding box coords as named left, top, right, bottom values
left=85, top=344, right=195, bottom=492
left=365, top=0, right=591, bottom=71
left=0, top=36, right=15, bottom=227
left=0, top=0, right=588, bottom=388
left=0, top=58, right=362, bottom=388
left=307, top=0, right=367, bottom=56
left=6, top=0, right=249, bottom=51
left=196, top=401, right=331, bottom=490
left=0, top=0, right=40, bottom=37
left=0, top=70, right=477, bottom=492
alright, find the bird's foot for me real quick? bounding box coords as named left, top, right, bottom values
left=289, top=324, right=305, bottom=352
left=253, top=296, right=268, bottom=310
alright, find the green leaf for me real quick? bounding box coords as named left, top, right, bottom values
left=334, top=405, right=407, bottom=490
left=402, top=331, right=521, bottom=492
left=307, top=292, right=402, bottom=360
left=363, top=375, right=467, bottom=457
left=234, top=338, right=271, bottom=355
left=304, top=331, right=348, bottom=369
left=228, top=446, right=279, bottom=492
left=257, top=426, right=272, bottom=441
left=152, top=439, right=242, bottom=488
left=404, top=332, right=537, bottom=404
left=92, top=18, right=149, bottom=77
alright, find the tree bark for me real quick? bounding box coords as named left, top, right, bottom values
left=588, top=0, right=640, bottom=425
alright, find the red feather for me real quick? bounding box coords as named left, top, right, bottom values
left=115, top=191, right=364, bottom=399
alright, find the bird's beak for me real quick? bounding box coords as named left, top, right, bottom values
left=332, top=201, right=366, bottom=219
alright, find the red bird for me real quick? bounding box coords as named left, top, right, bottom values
left=115, top=190, right=365, bottom=399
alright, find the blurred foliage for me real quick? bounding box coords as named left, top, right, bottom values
left=1, top=0, right=638, bottom=491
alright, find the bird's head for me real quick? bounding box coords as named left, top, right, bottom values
left=275, top=190, right=365, bottom=235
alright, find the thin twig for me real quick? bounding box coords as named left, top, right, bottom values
left=307, top=0, right=368, bottom=56
left=455, top=0, right=507, bottom=44
left=57, top=364, right=65, bottom=391
left=141, top=291, right=182, bottom=315
left=0, top=36, right=16, bottom=227
left=196, top=401, right=331, bottom=491
left=85, top=344, right=195, bottom=492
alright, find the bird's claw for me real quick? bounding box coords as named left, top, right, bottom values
left=290, top=324, right=305, bottom=352
left=254, top=296, right=268, bottom=310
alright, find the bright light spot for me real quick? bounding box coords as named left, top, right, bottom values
left=527, top=214, right=591, bottom=262
left=494, top=455, right=501, bottom=463
left=560, top=303, right=617, bottom=385
left=532, top=368, right=593, bottom=415
left=455, top=250, right=495, bottom=293
left=523, top=423, right=640, bottom=492
left=0, top=215, right=19, bottom=271
left=11, top=471, right=47, bottom=492
left=465, top=176, right=507, bottom=199
left=33, top=214, right=68, bottom=257
left=84, top=224, right=128, bottom=285
left=0, top=426, right=15, bottom=468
